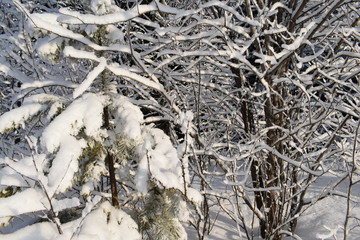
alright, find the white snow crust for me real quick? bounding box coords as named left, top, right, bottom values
left=112, top=96, right=143, bottom=140
left=0, top=188, right=48, bottom=218
left=34, top=34, right=64, bottom=60
left=47, top=136, right=87, bottom=196
left=41, top=93, right=107, bottom=153
left=0, top=222, right=57, bottom=240
left=0, top=103, right=44, bottom=133
left=111, top=97, right=188, bottom=194
left=136, top=128, right=184, bottom=193
left=72, top=201, right=140, bottom=240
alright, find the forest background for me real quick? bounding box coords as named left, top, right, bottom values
left=0, top=0, right=359, bottom=239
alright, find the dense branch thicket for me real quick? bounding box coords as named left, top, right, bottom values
left=0, top=0, right=359, bottom=239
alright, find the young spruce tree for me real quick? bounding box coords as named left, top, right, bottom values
left=0, top=1, right=199, bottom=239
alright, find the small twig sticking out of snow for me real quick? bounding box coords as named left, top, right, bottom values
left=70, top=195, right=102, bottom=240
left=24, top=136, right=64, bottom=235
left=317, top=225, right=342, bottom=240
left=278, top=230, right=303, bottom=240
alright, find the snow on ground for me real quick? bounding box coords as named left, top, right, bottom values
left=296, top=176, right=360, bottom=240
left=186, top=174, right=360, bottom=240
left=297, top=196, right=354, bottom=240
left=0, top=222, right=58, bottom=240
left=1, top=172, right=358, bottom=240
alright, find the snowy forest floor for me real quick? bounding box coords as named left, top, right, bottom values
left=187, top=174, right=360, bottom=240
left=1, top=175, right=359, bottom=240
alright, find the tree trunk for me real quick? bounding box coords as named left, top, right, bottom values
left=103, top=106, right=119, bottom=207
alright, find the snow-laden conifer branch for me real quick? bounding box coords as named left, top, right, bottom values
left=0, top=103, right=44, bottom=133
